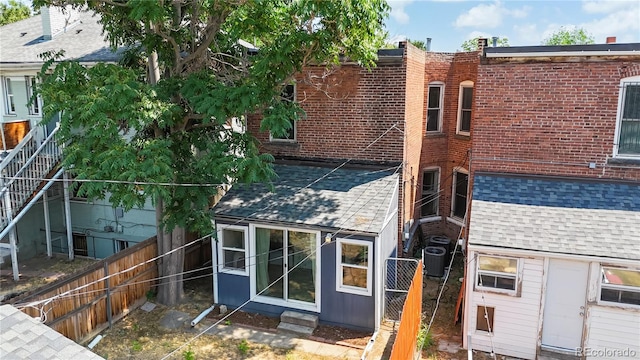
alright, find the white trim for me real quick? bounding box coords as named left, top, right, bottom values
left=597, top=266, right=640, bottom=309
left=613, top=75, right=640, bottom=159
left=486, top=50, right=640, bottom=58
left=450, top=167, right=469, bottom=221
left=426, top=82, right=445, bottom=133
left=249, top=223, right=321, bottom=313
left=474, top=254, right=519, bottom=295
left=420, top=166, right=440, bottom=218
left=3, top=77, right=16, bottom=115
left=216, top=225, right=249, bottom=276
left=336, top=238, right=373, bottom=297
left=26, top=76, right=42, bottom=116
left=468, top=244, right=640, bottom=266
left=212, top=225, right=219, bottom=304
left=456, top=80, right=474, bottom=136
left=419, top=216, right=441, bottom=224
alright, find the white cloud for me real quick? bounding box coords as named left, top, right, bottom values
left=454, top=1, right=531, bottom=29
left=388, top=0, right=414, bottom=24
left=513, top=23, right=539, bottom=45
left=582, top=0, right=637, bottom=14
left=580, top=0, right=640, bottom=43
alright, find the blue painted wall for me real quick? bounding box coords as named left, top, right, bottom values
left=217, top=274, right=250, bottom=307
left=473, top=174, right=640, bottom=211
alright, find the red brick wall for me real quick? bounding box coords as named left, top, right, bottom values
left=473, top=58, right=640, bottom=182
left=403, top=42, right=426, bottom=230
left=247, top=62, right=406, bottom=164
left=417, top=52, right=479, bottom=241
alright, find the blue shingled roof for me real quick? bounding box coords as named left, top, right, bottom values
left=213, top=164, right=399, bottom=234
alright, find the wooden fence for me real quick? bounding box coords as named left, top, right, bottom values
left=389, top=260, right=423, bottom=360
left=10, top=237, right=158, bottom=343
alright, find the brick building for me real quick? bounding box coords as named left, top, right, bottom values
left=463, top=43, right=640, bottom=359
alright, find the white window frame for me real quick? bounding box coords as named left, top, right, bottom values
left=217, top=224, right=249, bottom=276
left=269, top=83, right=297, bottom=142
left=613, top=75, right=640, bottom=159
left=248, top=223, right=321, bottom=312
left=114, top=239, right=129, bottom=253
left=456, top=80, right=474, bottom=136
left=420, top=167, right=440, bottom=219
left=3, top=77, right=16, bottom=115
left=475, top=254, right=519, bottom=295
left=426, top=82, right=444, bottom=133
left=336, top=238, right=373, bottom=296
left=449, top=167, right=469, bottom=221
left=26, top=76, right=42, bottom=116
left=599, top=266, right=640, bottom=308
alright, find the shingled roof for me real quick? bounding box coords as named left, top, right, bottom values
left=213, top=164, right=399, bottom=234
left=0, top=305, right=104, bottom=359
left=0, top=11, right=120, bottom=66
left=469, top=200, right=640, bottom=261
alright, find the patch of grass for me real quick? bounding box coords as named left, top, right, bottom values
left=224, top=319, right=232, bottom=326
left=131, top=340, right=142, bottom=352
left=417, top=325, right=435, bottom=351
left=182, top=346, right=195, bottom=360
left=146, top=289, right=156, bottom=301
left=237, top=339, right=249, bottom=354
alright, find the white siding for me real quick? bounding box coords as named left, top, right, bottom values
left=467, top=252, right=543, bottom=360
left=585, top=306, right=640, bottom=360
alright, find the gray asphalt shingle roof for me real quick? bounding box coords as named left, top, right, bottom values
left=213, top=164, right=399, bottom=234
left=469, top=200, right=640, bottom=261
left=0, top=305, right=104, bottom=359
left=0, top=12, right=120, bottom=65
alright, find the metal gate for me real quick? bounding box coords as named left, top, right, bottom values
left=384, top=257, right=420, bottom=321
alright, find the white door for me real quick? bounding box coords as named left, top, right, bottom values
left=541, top=259, right=588, bottom=350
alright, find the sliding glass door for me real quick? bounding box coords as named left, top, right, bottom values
left=254, top=226, right=318, bottom=308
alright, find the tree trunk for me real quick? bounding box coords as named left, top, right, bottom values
left=155, top=198, right=185, bottom=306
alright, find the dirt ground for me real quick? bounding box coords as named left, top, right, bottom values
left=0, top=254, right=98, bottom=302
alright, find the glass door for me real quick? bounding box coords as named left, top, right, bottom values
left=254, top=227, right=317, bottom=306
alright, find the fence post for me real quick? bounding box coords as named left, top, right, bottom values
left=104, top=262, right=112, bottom=328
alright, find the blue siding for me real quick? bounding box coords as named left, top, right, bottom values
left=319, top=236, right=376, bottom=331
left=473, top=175, right=640, bottom=211
left=217, top=274, right=250, bottom=307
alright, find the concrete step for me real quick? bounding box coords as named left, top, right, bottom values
left=280, top=310, right=318, bottom=328
left=276, top=322, right=315, bottom=336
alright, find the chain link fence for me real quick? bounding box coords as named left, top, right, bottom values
left=384, top=257, right=420, bottom=321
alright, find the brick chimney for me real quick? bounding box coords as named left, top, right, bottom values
left=477, top=38, right=488, bottom=52
left=606, top=36, right=616, bottom=44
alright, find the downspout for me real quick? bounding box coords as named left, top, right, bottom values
left=360, top=330, right=379, bottom=360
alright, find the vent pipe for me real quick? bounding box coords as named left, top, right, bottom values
left=426, top=38, right=432, bottom=51
left=492, top=36, right=498, bottom=47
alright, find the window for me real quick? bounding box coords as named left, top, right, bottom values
left=73, top=233, right=88, bottom=257
left=217, top=226, right=248, bottom=275
left=26, top=76, right=41, bottom=116
left=3, top=77, right=16, bottom=114
left=115, top=239, right=129, bottom=252
left=615, top=76, right=640, bottom=157
left=457, top=81, right=473, bottom=135
left=270, top=83, right=296, bottom=141
left=336, top=238, right=372, bottom=296
left=421, top=168, right=439, bottom=217
left=476, top=306, right=495, bottom=332
left=600, top=267, right=640, bottom=306
left=451, top=169, right=468, bottom=220
left=476, top=255, right=518, bottom=292
left=426, top=83, right=444, bottom=132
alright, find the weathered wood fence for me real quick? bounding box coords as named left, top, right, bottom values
left=10, top=237, right=158, bottom=343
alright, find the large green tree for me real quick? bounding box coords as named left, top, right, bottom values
left=460, top=36, right=509, bottom=51
left=542, top=26, right=595, bottom=45
left=0, top=0, right=31, bottom=25
left=35, top=0, right=388, bottom=305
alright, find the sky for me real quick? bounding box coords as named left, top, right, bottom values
left=385, top=0, right=640, bottom=52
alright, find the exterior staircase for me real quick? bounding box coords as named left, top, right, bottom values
left=277, top=310, right=318, bottom=336
left=0, top=125, right=63, bottom=274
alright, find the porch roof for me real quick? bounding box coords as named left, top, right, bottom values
left=213, top=164, right=399, bottom=234
left=0, top=12, right=120, bottom=66
left=469, top=200, right=640, bottom=261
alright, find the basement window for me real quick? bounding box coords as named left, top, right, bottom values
left=600, top=267, right=640, bottom=306
left=476, top=255, right=518, bottom=293
left=476, top=305, right=495, bottom=332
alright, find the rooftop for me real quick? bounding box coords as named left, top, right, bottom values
left=213, top=164, right=399, bottom=234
